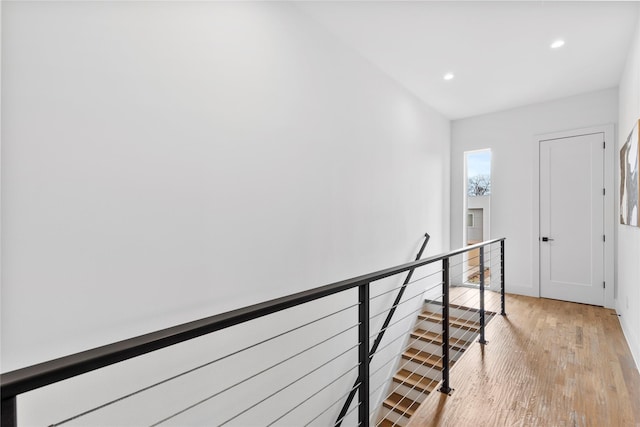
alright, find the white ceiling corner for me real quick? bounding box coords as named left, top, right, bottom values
left=297, top=1, right=640, bottom=120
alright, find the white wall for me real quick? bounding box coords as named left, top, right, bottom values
left=467, top=195, right=491, bottom=244
left=451, top=89, right=618, bottom=297
left=1, top=2, right=450, bottom=424
left=617, top=10, right=640, bottom=369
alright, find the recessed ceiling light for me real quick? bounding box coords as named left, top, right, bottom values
left=443, top=72, right=455, bottom=81
left=550, top=39, right=565, bottom=49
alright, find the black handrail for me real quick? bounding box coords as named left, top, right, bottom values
left=334, top=233, right=430, bottom=426
left=0, top=237, right=505, bottom=427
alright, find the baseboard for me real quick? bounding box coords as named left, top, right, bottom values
left=617, top=312, right=640, bottom=373
left=504, top=284, right=539, bottom=298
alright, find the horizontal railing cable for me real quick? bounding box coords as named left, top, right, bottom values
left=303, top=383, right=361, bottom=427
left=376, top=333, right=443, bottom=393
left=368, top=298, right=438, bottom=342
left=405, top=268, right=444, bottom=286
left=447, top=252, right=481, bottom=270
left=366, top=302, right=445, bottom=379
left=449, top=263, right=487, bottom=281
left=369, top=283, right=416, bottom=302
left=369, top=289, right=427, bottom=322
left=369, top=268, right=441, bottom=302
left=368, top=376, right=391, bottom=399
left=446, top=257, right=469, bottom=271
left=449, top=287, right=499, bottom=312
left=368, top=337, right=438, bottom=390
left=47, top=304, right=360, bottom=426
left=214, top=344, right=360, bottom=427
left=367, top=321, right=431, bottom=377
left=265, top=364, right=360, bottom=427
left=423, top=280, right=447, bottom=294
left=147, top=329, right=360, bottom=426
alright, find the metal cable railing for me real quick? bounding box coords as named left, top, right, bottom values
left=0, top=237, right=505, bottom=427
left=371, top=240, right=505, bottom=426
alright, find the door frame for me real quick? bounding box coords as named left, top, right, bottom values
left=531, top=124, right=615, bottom=308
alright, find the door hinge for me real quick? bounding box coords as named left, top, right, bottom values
left=603, top=188, right=606, bottom=196
left=603, top=281, right=606, bottom=289
left=603, top=235, right=606, bottom=242
left=603, top=141, right=606, bottom=149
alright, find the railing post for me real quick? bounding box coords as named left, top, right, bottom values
left=1, top=397, right=17, bottom=427
left=368, top=233, right=430, bottom=358
left=439, top=258, right=452, bottom=395
left=335, top=233, right=430, bottom=426
left=478, top=246, right=487, bottom=345
left=358, top=283, right=370, bottom=426
left=500, top=239, right=506, bottom=316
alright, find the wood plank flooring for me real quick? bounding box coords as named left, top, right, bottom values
left=406, top=294, right=640, bottom=427
left=447, top=285, right=503, bottom=315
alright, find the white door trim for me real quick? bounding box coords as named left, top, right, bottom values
left=532, top=124, right=615, bottom=308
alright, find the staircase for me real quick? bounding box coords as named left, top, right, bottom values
left=377, top=299, right=493, bottom=426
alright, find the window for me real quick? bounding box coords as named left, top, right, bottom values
left=467, top=150, right=491, bottom=197
left=464, top=149, right=492, bottom=285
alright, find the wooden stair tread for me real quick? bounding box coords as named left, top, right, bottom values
left=382, top=392, right=421, bottom=417
left=376, top=304, right=495, bottom=424
left=393, top=368, right=439, bottom=394
left=410, top=328, right=471, bottom=351
left=424, top=300, right=497, bottom=315
left=418, top=311, right=480, bottom=332
left=401, top=347, right=447, bottom=369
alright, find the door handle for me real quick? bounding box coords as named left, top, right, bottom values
left=541, top=237, right=554, bottom=242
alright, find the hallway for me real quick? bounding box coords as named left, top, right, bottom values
left=407, top=295, right=640, bottom=427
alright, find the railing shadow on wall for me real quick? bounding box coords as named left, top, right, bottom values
left=0, top=237, right=505, bottom=427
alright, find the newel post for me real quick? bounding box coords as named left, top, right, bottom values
left=439, top=258, right=452, bottom=394
left=479, top=246, right=487, bottom=345
left=358, top=283, right=370, bottom=426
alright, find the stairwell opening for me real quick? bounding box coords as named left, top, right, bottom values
left=375, top=287, right=499, bottom=426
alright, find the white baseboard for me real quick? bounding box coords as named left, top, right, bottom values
left=618, top=312, right=640, bottom=373
left=504, top=284, right=539, bottom=298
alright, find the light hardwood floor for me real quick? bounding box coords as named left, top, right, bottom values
left=447, top=286, right=503, bottom=315
left=406, top=294, right=640, bottom=427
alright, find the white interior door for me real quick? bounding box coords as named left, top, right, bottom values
left=539, top=132, right=604, bottom=306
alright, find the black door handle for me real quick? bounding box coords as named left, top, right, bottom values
left=541, top=237, right=554, bottom=242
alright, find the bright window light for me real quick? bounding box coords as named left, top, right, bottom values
left=551, top=39, right=565, bottom=49
left=443, top=72, right=455, bottom=81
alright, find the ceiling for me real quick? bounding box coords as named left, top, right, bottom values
left=296, top=1, right=640, bottom=120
